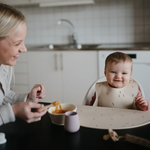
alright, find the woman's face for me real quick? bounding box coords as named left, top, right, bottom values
left=0, top=22, right=27, bottom=66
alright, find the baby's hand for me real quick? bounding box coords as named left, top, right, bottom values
left=135, top=96, right=148, bottom=107
left=135, top=90, right=149, bottom=111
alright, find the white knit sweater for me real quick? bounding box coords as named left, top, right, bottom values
left=0, top=65, right=27, bottom=126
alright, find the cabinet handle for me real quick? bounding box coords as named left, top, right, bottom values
left=60, top=53, right=63, bottom=71
left=54, top=53, right=57, bottom=71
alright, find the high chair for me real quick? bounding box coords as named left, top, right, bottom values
left=82, top=76, right=145, bottom=105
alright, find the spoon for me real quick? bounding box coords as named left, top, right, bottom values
left=37, top=101, right=60, bottom=112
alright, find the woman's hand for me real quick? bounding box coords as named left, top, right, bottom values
left=27, top=84, right=46, bottom=103
left=12, top=102, right=47, bottom=123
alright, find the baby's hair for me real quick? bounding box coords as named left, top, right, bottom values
left=105, top=52, right=133, bottom=70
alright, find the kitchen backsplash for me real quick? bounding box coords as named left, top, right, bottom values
left=15, top=0, right=150, bottom=45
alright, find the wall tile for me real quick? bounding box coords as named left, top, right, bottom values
left=17, top=0, right=150, bottom=45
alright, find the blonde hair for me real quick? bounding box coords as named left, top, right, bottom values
left=0, top=3, right=25, bottom=40
left=105, top=52, right=133, bottom=71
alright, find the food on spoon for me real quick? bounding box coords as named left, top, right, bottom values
left=52, top=101, right=60, bottom=106
left=37, top=101, right=60, bottom=112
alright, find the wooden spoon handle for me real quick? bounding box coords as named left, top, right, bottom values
left=37, top=104, right=53, bottom=112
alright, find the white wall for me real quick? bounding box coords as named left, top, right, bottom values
left=16, top=0, right=150, bottom=45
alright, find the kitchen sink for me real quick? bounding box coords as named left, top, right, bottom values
left=27, top=44, right=100, bottom=50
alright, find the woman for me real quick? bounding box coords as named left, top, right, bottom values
left=0, top=3, right=47, bottom=125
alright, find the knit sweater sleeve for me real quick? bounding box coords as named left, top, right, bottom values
left=3, top=89, right=28, bottom=104
left=1, top=65, right=28, bottom=104
left=0, top=103, right=15, bottom=126
left=0, top=65, right=28, bottom=126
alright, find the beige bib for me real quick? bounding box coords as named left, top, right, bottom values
left=93, top=79, right=139, bottom=109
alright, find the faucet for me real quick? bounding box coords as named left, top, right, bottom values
left=57, top=19, right=78, bottom=46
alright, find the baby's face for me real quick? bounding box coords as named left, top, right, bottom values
left=104, top=61, right=132, bottom=88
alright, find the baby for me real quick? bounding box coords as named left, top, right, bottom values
left=90, top=52, right=149, bottom=111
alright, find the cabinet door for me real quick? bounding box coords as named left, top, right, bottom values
left=11, top=53, right=29, bottom=94
left=1, top=0, right=32, bottom=5
left=28, top=51, right=63, bottom=103
left=62, top=51, right=98, bottom=105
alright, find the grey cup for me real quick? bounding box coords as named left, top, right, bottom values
left=64, top=111, right=80, bottom=133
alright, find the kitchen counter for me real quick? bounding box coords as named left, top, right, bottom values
left=26, top=43, right=150, bottom=51
left=95, top=43, right=150, bottom=50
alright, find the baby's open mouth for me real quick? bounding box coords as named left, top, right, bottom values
left=114, top=79, right=122, bottom=82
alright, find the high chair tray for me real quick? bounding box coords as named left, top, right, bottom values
left=77, top=105, right=150, bottom=129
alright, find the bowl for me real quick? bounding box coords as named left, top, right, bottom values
left=48, top=103, right=77, bottom=125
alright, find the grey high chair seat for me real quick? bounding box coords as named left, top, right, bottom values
left=82, top=76, right=145, bottom=105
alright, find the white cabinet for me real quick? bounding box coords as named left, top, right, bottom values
left=62, top=51, right=98, bottom=104
left=0, top=0, right=54, bottom=6
left=0, top=0, right=32, bottom=6
left=1, top=0, right=92, bottom=6
left=28, top=51, right=63, bottom=103
left=11, top=53, right=29, bottom=94
left=28, top=51, right=98, bottom=104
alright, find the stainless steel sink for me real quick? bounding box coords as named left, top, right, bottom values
left=27, top=44, right=100, bottom=50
